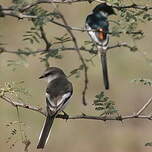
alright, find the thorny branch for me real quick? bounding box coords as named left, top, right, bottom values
left=0, top=8, right=144, bottom=36
left=114, top=3, right=152, bottom=10
left=1, top=94, right=152, bottom=122
left=0, top=1, right=152, bottom=13
left=39, top=26, right=51, bottom=50
left=136, top=97, right=152, bottom=116
left=49, top=19, right=144, bottom=35
left=1, top=95, right=46, bottom=116
left=57, top=10, right=89, bottom=105
left=0, top=42, right=137, bottom=56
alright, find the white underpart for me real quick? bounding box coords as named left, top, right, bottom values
left=57, top=92, right=72, bottom=113
left=46, top=92, right=72, bottom=113
left=46, top=93, right=56, bottom=107
left=86, top=24, right=101, bottom=44
left=86, top=24, right=109, bottom=50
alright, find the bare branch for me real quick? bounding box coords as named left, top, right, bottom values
left=114, top=3, right=152, bottom=11
left=20, top=0, right=92, bottom=12
left=0, top=42, right=135, bottom=56
left=49, top=19, right=144, bottom=35
left=57, top=10, right=89, bottom=105
left=1, top=94, right=152, bottom=122
left=39, top=26, right=51, bottom=50
left=0, top=10, right=37, bottom=19
left=1, top=95, right=46, bottom=116
left=63, top=114, right=152, bottom=121
left=136, top=97, right=152, bottom=116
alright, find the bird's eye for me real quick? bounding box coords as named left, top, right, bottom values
left=44, top=72, right=51, bottom=77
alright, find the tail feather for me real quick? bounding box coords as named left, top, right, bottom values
left=37, top=115, right=55, bottom=149
left=99, top=48, right=109, bottom=90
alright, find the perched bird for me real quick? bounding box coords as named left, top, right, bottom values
left=85, top=3, right=115, bottom=89
left=37, top=67, right=73, bottom=149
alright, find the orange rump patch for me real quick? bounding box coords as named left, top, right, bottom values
left=97, top=28, right=106, bottom=40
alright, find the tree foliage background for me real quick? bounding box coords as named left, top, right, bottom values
left=0, top=0, right=152, bottom=152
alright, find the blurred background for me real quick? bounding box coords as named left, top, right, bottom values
left=0, top=1, right=152, bottom=152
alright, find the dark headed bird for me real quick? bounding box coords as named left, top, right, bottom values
left=85, top=3, right=115, bottom=89
left=37, top=67, right=73, bottom=149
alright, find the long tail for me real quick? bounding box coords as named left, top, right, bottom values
left=98, top=48, right=109, bottom=90
left=37, top=115, right=55, bottom=149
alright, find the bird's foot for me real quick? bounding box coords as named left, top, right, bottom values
left=62, top=111, right=69, bottom=121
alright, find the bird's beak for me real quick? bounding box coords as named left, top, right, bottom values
left=39, top=75, right=45, bottom=79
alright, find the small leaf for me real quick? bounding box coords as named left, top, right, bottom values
left=93, top=92, right=118, bottom=116
left=145, top=142, right=152, bottom=146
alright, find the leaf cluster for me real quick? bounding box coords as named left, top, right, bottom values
left=132, top=78, right=152, bottom=87
left=93, top=92, right=118, bottom=116
left=0, top=82, right=31, bottom=97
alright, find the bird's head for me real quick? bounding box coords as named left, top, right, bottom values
left=93, top=3, right=116, bottom=16
left=39, top=67, right=66, bottom=82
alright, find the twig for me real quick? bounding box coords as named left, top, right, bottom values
left=0, top=42, right=135, bottom=56
left=11, top=1, right=152, bottom=12
left=39, top=26, right=51, bottom=50
left=114, top=3, right=152, bottom=10
left=20, top=0, right=91, bottom=12
left=62, top=114, right=152, bottom=121
left=0, top=7, right=144, bottom=37
left=0, top=10, right=37, bottom=19
left=1, top=95, right=46, bottom=116
left=0, top=2, right=151, bottom=15
left=49, top=19, right=143, bottom=35
left=108, top=42, right=134, bottom=50
left=136, top=96, right=152, bottom=116
left=57, top=10, right=88, bottom=105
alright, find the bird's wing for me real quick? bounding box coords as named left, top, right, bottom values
left=86, top=13, right=109, bottom=46
left=46, top=77, right=73, bottom=115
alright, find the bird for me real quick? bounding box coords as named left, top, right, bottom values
left=37, top=67, right=73, bottom=149
left=85, top=3, right=115, bottom=89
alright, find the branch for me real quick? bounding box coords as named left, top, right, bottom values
left=136, top=96, right=152, bottom=116
left=5, top=1, right=152, bottom=12
left=57, top=10, right=89, bottom=105
left=1, top=94, right=152, bottom=122
left=39, top=26, right=51, bottom=50
left=1, top=95, right=46, bottom=116
left=0, top=42, right=135, bottom=56
left=0, top=6, right=144, bottom=37
left=114, top=3, right=152, bottom=11
left=49, top=19, right=144, bottom=35
left=0, top=9, right=37, bottom=19
left=20, top=0, right=93, bottom=12
left=0, top=5, right=146, bottom=37
left=60, top=114, right=152, bottom=121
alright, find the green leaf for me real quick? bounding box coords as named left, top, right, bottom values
left=93, top=92, right=118, bottom=116
left=145, top=142, right=152, bottom=146
left=68, top=65, right=84, bottom=78
left=23, top=27, right=41, bottom=44
left=0, top=81, right=31, bottom=97
left=132, top=78, right=152, bottom=86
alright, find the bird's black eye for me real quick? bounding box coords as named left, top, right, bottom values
left=44, top=72, right=52, bottom=77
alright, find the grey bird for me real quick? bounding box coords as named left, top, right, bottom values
left=37, top=67, right=73, bottom=149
